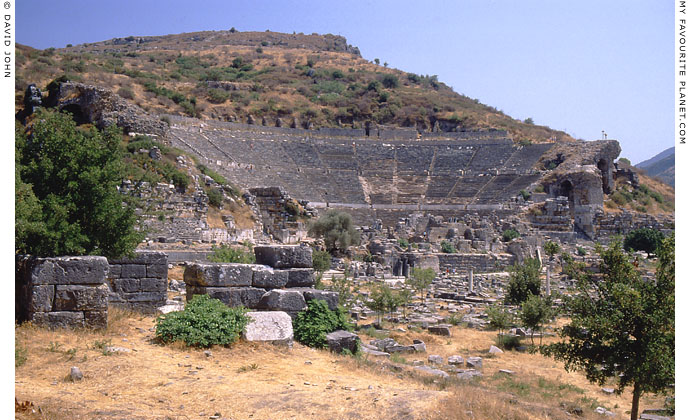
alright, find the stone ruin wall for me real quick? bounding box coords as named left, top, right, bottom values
left=184, top=245, right=338, bottom=318
left=106, top=252, right=169, bottom=312
left=16, top=256, right=110, bottom=329
left=594, top=211, right=675, bottom=241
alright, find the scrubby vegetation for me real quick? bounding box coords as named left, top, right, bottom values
left=308, top=210, right=360, bottom=254
left=155, top=294, right=249, bottom=348
left=293, top=299, right=351, bottom=349
left=207, top=243, right=256, bottom=264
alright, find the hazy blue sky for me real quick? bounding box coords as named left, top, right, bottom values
left=17, top=0, right=673, bottom=164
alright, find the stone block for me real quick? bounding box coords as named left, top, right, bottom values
left=31, top=311, right=84, bottom=328
left=448, top=355, right=465, bottom=365
left=121, top=264, right=147, bottom=278
left=466, top=357, right=483, bottom=369
left=27, top=256, right=109, bottom=285
left=109, top=251, right=167, bottom=265
left=254, top=244, right=312, bottom=268
left=140, top=278, right=167, bottom=293
left=84, top=310, right=108, bottom=329
left=257, top=289, right=307, bottom=313
left=146, top=263, right=168, bottom=279
left=184, top=263, right=253, bottom=287
left=121, top=292, right=166, bottom=304
left=28, top=285, right=54, bottom=312
left=299, top=289, right=339, bottom=311
left=428, top=324, right=452, bottom=336
left=414, top=365, right=449, bottom=378
left=285, top=268, right=315, bottom=287
left=186, top=286, right=266, bottom=309
left=54, top=284, right=109, bottom=311
left=108, top=265, right=122, bottom=278
left=243, top=311, right=293, bottom=346
left=113, top=278, right=140, bottom=293
left=326, top=330, right=360, bottom=354
left=251, top=266, right=289, bottom=289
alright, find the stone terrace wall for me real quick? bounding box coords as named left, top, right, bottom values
left=436, top=253, right=515, bottom=273
left=184, top=244, right=337, bottom=318
left=594, top=211, right=675, bottom=240
left=107, top=252, right=168, bottom=312
left=16, top=256, right=109, bottom=329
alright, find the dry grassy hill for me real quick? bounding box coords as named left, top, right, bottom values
left=16, top=30, right=574, bottom=145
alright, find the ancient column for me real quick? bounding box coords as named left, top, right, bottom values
left=545, top=266, right=551, bottom=296
left=469, top=269, right=474, bottom=293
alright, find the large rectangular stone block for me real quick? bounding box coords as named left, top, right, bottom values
left=285, top=268, right=316, bottom=288
left=121, top=292, right=166, bottom=304
left=254, top=245, right=312, bottom=269
left=299, top=288, right=339, bottom=311
left=146, top=263, right=168, bottom=279
left=28, top=256, right=109, bottom=285
left=109, top=251, right=167, bottom=265
left=28, top=285, right=55, bottom=313
left=184, top=263, right=253, bottom=287
left=121, top=264, right=147, bottom=278
left=30, top=311, right=84, bottom=328
left=140, top=278, right=167, bottom=293
left=112, top=278, right=141, bottom=293
left=186, top=286, right=266, bottom=309
left=257, top=289, right=307, bottom=313
left=54, top=284, right=109, bottom=311
left=108, top=264, right=122, bottom=278
left=251, top=265, right=288, bottom=289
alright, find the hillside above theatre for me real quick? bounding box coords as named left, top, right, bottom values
left=17, top=29, right=574, bottom=144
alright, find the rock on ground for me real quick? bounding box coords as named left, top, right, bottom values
left=243, top=311, right=293, bottom=346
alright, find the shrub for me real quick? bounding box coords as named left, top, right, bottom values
left=543, top=241, right=560, bottom=259
left=381, top=74, right=399, bottom=89
left=397, top=238, right=409, bottom=249
left=208, top=244, right=255, bottom=264
left=155, top=295, right=248, bottom=348
left=624, top=228, right=664, bottom=254
left=486, top=304, right=514, bottom=336
left=207, top=88, right=230, bottom=104
left=534, top=185, right=545, bottom=193
left=312, top=250, right=332, bottom=273
left=519, top=190, right=531, bottom=201
left=440, top=240, right=456, bottom=253
left=117, top=87, right=135, bottom=99
left=502, top=229, right=520, bottom=242
left=495, top=334, right=522, bottom=351
left=293, top=299, right=351, bottom=349
left=206, top=187, right=223, bottom=207
left=618, top=157, right=631, bottom=165
left=576, top=246, right=587, bottom=256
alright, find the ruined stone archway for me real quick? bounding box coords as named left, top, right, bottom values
left=597, top=158, right=612, bottom=194
left=560, top=180, right=575, bottom=214
left=60, top=104, right=88, bottom=125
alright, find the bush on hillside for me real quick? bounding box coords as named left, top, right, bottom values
left=624, top=228, right=664, bottom=254
left=155, top=294, right=249, bottom=348
left=293, top=299, right=352, bottom=349
left=502, top=229, right=520, bottom=242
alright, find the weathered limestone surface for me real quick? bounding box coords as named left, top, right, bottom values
left=326, top=330, right=360, bottom=353
left=254, top=244, right=313, bottom=268
left=184, top=262, right=253, bottom=287
left=16, top=256, right=109, bottom=329
left=251, top=265, right=289, bottom=289
left=257, top=290, right=307, bottom=315
left=243, top=311, right=294, bottom=346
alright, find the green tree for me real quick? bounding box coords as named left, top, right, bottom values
left=312, top=250, right=331, bottom=288
left=395, top=287, right=414, bottom=318
left=366, top=283, right=396, bottom=324
left=543, top=241, right=560, bottom=260
left=308, top=210, right=360, bottom=254
left=16, top=109, right=141, bottom=258
left=440, top=240, right=456, bottom=253
left=524, top=117, right=534, bottom=124
left=505, top=258, right=541, bottom=305
left=486, top=304, right=514, bottom=337
left=407, top=267, right=435, bottom=303
left=541, top=236, right=674, bottom=420
left=623, top=228, right=664, bottom=255
left=519, top=294, right=551, bottom=345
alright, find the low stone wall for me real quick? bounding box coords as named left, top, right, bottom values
left=16, top=256, right=109, bottom=329
left=436, top=253, right=515, bottom=273
left=184, top=245, right=337, bottom=318
left=107, top=252, right=168, bottom=311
